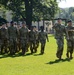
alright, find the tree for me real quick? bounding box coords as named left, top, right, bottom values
left=0, top=0, right=58, bottom=29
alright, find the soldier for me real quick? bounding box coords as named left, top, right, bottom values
left=0, top=25, right=2, bottom=53
left=29, top=26, right=36, bottom=54
left=0, top=22, right=8, bottom=54
left=33, top=26, right=39, bottom=53
left=19, top=23, right=28, bottom=55
left=8, top=21, right=18, bottom=55
left=38, top=26, right=49, bottom=55
left=16, top=24, right=21, bottom=52
left=66, top=20, right=74, bottom=59
left=53, top=18, right=66, bottom=60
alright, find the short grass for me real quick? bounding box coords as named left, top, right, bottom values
left=0, top=35, right=74, bottom=75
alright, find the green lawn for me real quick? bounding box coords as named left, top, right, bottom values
left=0, top=35, right=74, bottom=75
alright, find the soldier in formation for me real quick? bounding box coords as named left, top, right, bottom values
left=19, top=22, right=29, bottom=55
left=38, top=26, right=49, bottom=54
left=0, top=22, right=8, bottom=54
left=8, top=21, right=18, bottom=55
left=66, top=20, right=74, bottom=59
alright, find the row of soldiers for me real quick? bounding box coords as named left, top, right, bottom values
left=53, top=18, right=74, bottom=60
left=0, top=21, right=49, bottom=55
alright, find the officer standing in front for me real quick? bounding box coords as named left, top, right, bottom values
left=53, top=18, right=66, bottom=60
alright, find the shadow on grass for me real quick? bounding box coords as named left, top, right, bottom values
left=0, top=52, right=32, bottom=59
left=46, top=58, right=72, bottom=65
left=33, top=53, right=44, bottom=56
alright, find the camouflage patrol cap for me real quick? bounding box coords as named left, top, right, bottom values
left=2, top=22, right=6, bottom=25
left=22, top=21, right=26, bottom=25
left=40, top=26, right=44, bottom=29
left=57, top=18, right=62, bottom=20
left=10, top=21, right=14, bottom=24
left=67, top=20, right=72, bottom=23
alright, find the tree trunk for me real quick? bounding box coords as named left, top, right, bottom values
left=24, top=0, right=33, bottom=29
left=38, top=21, right=39, bottom=30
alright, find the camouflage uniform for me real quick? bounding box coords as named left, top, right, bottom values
left=8, top=23, right=18, bottom=55
left=29, top=27, right=36, bottom=54
left=33, top=27, right=39, bottom=53
left=38, top=26, right=49, bottom=54
left=0, top=25, right=8, bottom=54
left=0, top=27, right=1, bottom=53
left=16, top=25, right=21, bottom=52
left=53, top=23, right=66, bottom=59
left=66, top=25, right=74, bottom=59
left=19, top=26, right=28, bottom=55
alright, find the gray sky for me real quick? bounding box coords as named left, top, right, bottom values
left=58, top=0, right=74, bottom=8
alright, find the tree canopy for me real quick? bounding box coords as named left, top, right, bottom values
left=0, top=0, right=58, bottom=29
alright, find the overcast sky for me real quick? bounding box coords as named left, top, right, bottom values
left=58, top=0, right=74, bottom=8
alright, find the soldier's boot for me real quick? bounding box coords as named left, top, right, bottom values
left=66, top=52, right=69, bottom=58
left=34, top=47, right=37, bottom=53
left=1, top=46, right=3, bottom=54
left=56, top=51, right=60, bottom=58
left=26, top=47, right=29, bottom=52
left=35, top=49, right=37, bottom=53
left=41, top=47, right=44, bottom=55
left=70, top=54, right=73, bottom=59
left=5, top=49, right=8, bottom=53
left=31, top=49, right=33, bottom=54
left=22, top=48, right=25, bottom=55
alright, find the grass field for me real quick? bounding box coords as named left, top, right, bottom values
left=0, top=35, right=74, bottom=75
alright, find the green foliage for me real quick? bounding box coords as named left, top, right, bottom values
left=0, top=0, right=58, bottom=28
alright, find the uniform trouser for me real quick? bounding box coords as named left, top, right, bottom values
left=56, top=38, right=64, bottom=58
left=30, top=41, right=36, bottom=53
left=0, top=39, right=8, bottom=54
left=36, top=40, right=39, bottom=49
left=40, top=40, right=46, bottom=54
left=20, top=39, right=27, bottom=55
left=9, top=38, right=17, bottom=55
left=67, top=40, right=73, bottom=56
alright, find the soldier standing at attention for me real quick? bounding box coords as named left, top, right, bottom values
left=33, top=26, right=39, bottom=53
left=8, top=21, right=18, bottom=55
left=0, top=22, right=8, bottom=54
left=29, top=26, right=37, bottom=54
left=53, top=18, right=66, bottom=60
left=38, top=26, right=49, bottom=55
left=66, top=20, right=74, bottom=59
left=19, top=23, right=29, bottom=55
left=0, top=25, right=2, bottom=53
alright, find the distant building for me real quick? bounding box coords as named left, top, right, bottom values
left=32, top=21, right=53, bottom=33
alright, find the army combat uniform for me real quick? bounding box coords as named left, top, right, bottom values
left=8, top=22, right=18, bottom=55
left=29, top=27, right=37, bottom=54
left=0, top=24, right=8, bottom=54
left=33, top=27, right=39, bottom=53
left=66, top=22, right=74, bottom=59
left=53, top=23, right=66, bottom=59
left=19, top=26, right=28, bottom=55
left=38, top=26, right=49, bottom=54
